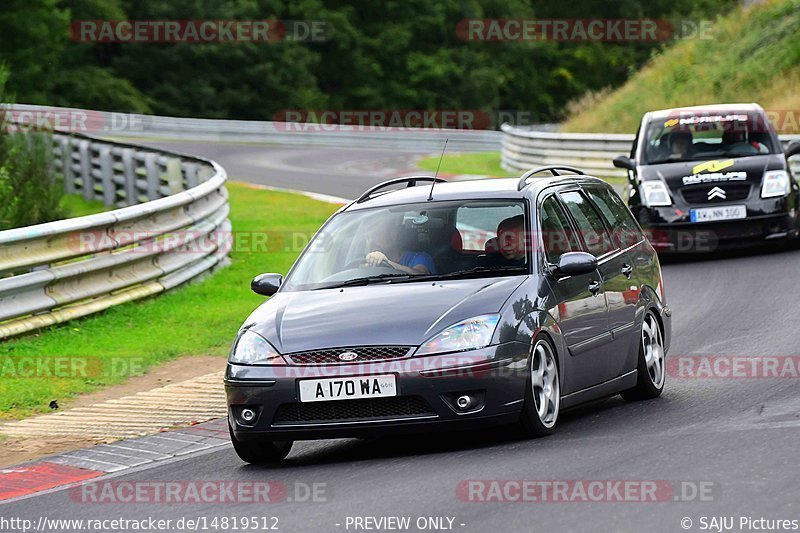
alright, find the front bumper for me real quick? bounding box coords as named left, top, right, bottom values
left=225, top=342, right=530, bottom=441
left=635, top=198, right=799, bottom=253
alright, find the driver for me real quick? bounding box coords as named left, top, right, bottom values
left=669, top=130, right=692, bottom=159
left=364, top=219, right=436, bottom=275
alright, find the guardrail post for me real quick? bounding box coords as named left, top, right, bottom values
left=78, top=139, right=92, bottom=200
left=165, top=157, right=184, bottom=195
left=143, top=152, right=161, bottom=201
left=98, top=145, right=115, bottom=206
left=182, top=162, right=199, bottom=189
left=53, top=136, right=77, bottom=195
left=120, top=148, right=137, bottom=207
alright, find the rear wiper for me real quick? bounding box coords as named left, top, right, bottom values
left=315, top=273, right=414, bottom=289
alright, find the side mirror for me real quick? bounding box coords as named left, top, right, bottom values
left=555, top=252, right=597, bottom=277
left=613, top=155, right=635, bottom=171
left=785, top=140, right=800, bottom=159
left=251, top=273, right=283, bottom=296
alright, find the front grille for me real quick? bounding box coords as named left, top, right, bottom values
left=285, top=346, right=412, bottom=365
left=681, top=183, right=751, bottom=204
left=272, top=396, right=436, bottom=425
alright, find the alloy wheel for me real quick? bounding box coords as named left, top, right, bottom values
left=531, top=339, right=560, bottom=428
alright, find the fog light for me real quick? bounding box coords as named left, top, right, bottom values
left=240, top=408, right=256, bottom=422
left=456, top=395, right=471, bottom=410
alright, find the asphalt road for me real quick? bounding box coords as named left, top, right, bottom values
left=137, top=140, right=435, bottom=199
left=3, top=142, right=799, bottom=532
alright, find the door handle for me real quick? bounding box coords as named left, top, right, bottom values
left=621, top=264, right=633, bottom=279
left=588, top=280, right=601, bottom=296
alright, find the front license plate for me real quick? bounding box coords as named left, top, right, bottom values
left=690, top=205, right=746, bottom=223
left=298, top=375, right=397, bottom=403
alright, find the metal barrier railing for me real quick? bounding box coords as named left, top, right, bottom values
left=8, top=104, right=503, bottom=153
left=0, top=132, right=231, bottom=339
left=501, top=123, right=800, bottom=178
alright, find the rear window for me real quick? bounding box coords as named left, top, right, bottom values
left=643, top=110, right=779, bottom=165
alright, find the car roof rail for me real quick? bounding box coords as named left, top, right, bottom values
left=517, top=165, right=586, bottom=190
left=356, top=176, right=447, bottom=203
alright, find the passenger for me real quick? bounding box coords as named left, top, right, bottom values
left=364, top=219, right=435, bottom=274
left=482, top=215, right=527, bottom=267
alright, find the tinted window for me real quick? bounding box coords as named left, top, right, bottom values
left=584, top=187, right=643, bottom=249
left=559, top=191, right=616, bottom=257
left=539, top=196, right=580, bottom=263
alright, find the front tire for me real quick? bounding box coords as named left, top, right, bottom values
left=517, top=337, right=561, bottom=437
left=229, top=424, right=293, bottom=464
left=621, top=310, right=666, bottom=401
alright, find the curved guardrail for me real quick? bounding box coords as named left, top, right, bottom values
left=8, top=104, right=504, bottom=153
left=0, top=132, right=231, bottom=339
left=501, top=123, right=800, bottom=178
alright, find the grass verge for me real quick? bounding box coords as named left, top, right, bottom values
left=562, top=0, right=800, bottom=133
left=416, top=152, right=514, bottom=177
left=59, top=194, right=108, bottom=218
left=0, top=182, right=338, bottom=419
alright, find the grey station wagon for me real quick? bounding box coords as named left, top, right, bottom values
left=225, top=167, right=671, bottom=463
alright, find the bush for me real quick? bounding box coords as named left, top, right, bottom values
left=0, top=131, right=63, bottom=230
left=0, top=66, right=64, bottom=230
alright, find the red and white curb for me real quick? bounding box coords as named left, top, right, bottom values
left=0, top=418, right=230, bottom=503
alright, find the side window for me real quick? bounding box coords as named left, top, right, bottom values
left=456, top=204, right=524, bottom=251
left=584, top=187, right=644, bottom=249
left=559, top=191, right=616, bottom=257
left=539, top=196, right=580, bottom=264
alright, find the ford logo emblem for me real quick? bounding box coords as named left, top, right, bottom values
left=338, top=351, right=359, bottom=361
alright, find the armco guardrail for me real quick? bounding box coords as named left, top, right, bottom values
left=501, top=123, right=800, bottom=178
left=8, top=104, right=503, bottom=152
left=0, top=132, right=231, bottom=339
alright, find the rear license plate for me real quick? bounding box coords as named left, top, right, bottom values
left=690, top=205, right=746, bottom=223
left=298, top=374, right=397, bottom=403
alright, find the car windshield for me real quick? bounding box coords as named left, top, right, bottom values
left=282, top=199, right=529, bottom=291
left=642, top=111, right=779, bottom=165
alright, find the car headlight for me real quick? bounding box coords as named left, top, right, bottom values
left=761, top=170, right=791, bottom=198
left=229, top=329, right=285, bottom=365
left=640, top=180, right=672, bottom=207
left=415, top=314, right=501, bottom=356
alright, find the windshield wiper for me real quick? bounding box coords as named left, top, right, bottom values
left=314, top=273, right=414, bottom=289
left=407, top=265, right=528, bottom=282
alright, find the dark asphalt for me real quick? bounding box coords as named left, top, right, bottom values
left=3, top=142, right=799, bottom=532
left=137, top=140, right=435, bottom=199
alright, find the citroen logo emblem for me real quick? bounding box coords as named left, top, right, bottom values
left=338, top=351, right=359, bottom=361
left=707, top=187, right=726, bottom=200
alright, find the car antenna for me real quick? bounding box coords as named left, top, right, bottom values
left=427, top=138, right=448, bottom=201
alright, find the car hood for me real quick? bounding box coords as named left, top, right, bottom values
left=243, top=276, right=527, bottom=353
left=640, top=154, right=785, bottom=192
